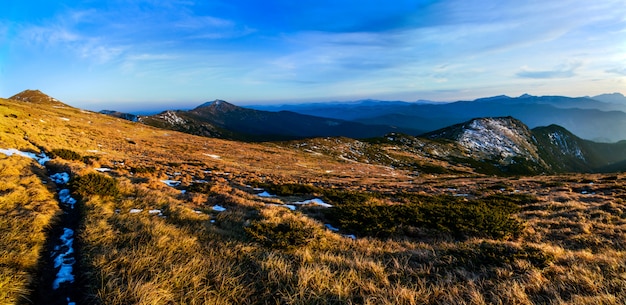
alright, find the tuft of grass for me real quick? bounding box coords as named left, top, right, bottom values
left=245, top=209, right=322, bottom=250
left=69, top=173, right=119, bottom=198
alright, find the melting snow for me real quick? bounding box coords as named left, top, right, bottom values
left=129, top=209, right=143, bottom=214
left=52, top=228, right=75, bottom=290
left=0, top=148, right=50, bottom=165
left=548, top=132, right=585, bottom=160
left=203, top=153, right=221, bottom=159
left=58, top=189, right=76, bottom=208
left=257, top=191, right=276, bottom=197
left=212, top=205, right=227, bottom=212
left=160, top=180, right=181, bottom=187
left=267, top=204, right=296, bottom=211
left=95, top=167, right=112, bottom=172
left=159, top=111, right=186, bottom=125
left=50, top=172, right=70, bottom=185
left=149, top=209, right=163, bottom=216
left=293, top=198, right=333, bottom=208
left=325, top=224, right=340, bottom=232
left=60, top=117, right=70, bottom=121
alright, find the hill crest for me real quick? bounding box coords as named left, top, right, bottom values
left=9, top=89, right=68, bottom=106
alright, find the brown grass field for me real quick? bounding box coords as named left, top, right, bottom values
left=1, top=93, right=626, bottom=304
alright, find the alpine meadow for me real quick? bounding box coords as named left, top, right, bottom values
left=2, top=89, right=626, bottom=304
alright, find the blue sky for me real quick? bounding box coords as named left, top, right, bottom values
left=1, top=0, right=625, bottom=111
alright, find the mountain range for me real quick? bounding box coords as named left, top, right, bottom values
left=250, top=93, right=626, bottom=143
left=137, top=99, right=422, bottom=141
left=8, top=89, right=626, bottom=175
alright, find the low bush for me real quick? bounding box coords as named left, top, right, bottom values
left=417, top=200, right=523, bottom=239
left=255, top=182, right=322, bottom=196
left=50, top=148, right=82, bottom=161
left=69, top=173, right=119, bottom=198
left=326, top=203, right=409, bottom=237
left=130, top=166, right=156, bottom=174
left=325, top=193, right=526, bottom=240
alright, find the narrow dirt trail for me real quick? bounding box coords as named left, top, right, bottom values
left=30, top=170, right=82, bottom=305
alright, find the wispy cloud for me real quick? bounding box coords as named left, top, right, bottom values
left=2, top=0, right=625, bottom=105
left=607, top=67, right=626, bottom=76
left=516, top=62, right=582, bottom=79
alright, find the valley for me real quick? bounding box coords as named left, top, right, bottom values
left=2, top=90, right=626, bottom=304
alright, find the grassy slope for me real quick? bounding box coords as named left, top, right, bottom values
left=0, top=157, right=60, bottom=304
left=2, top=96, right=626, bottom=304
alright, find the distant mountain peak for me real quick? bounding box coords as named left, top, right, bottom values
left=473, top=95, right=512, bottom=102
left=592, top=92, right=626, bottom=104
left=519, top=93, right=534, bottom=98
left=193, top=99, right=240, bottom=113
left=9, top=89, right=65, bottom=105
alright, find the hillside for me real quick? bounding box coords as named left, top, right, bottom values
left=2, top=90, right=626, bottom=304
left=139, top=100, right=421, bottom=141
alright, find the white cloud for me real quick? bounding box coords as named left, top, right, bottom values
left=517, top=61, right=583, bottom=79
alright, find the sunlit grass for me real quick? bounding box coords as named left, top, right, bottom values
left=2, top=94, right=626, bottom=304
left=0, top=156, right=60, bottom=304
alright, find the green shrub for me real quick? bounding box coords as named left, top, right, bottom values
left=130, top=166, right=156, bottom=174
left=254, top=183, right=322, bottom=196
left=327, top=203, right=408, bottom=237
left=321, top=189, right=379, bottom=205
left=417, top=200, right=523, bottom=239
left=245, top=218, right=318, bottom=250
left=50, top=148, right=82, bottom=161
left=324, top=193, right=525, bottom=240
left=69, top=173, right=119, bottom=198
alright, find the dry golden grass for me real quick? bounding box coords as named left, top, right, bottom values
left=3, top=95, right=626, bottom=304
left=0, top=156, right=60, bottom=304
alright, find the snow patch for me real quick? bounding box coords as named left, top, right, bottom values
left=548, top=132, right=585, bottom=160
left=0, top=148, right=50, bottom=165
left=212, top=205, right=227, bottom=212
left=257, top=191, right=276, bottom=197
left=161, top=180, right=181, bottom=187
left=58, top=189, right=77, bottom=208
left=325, top=224, right=339, bottom=232
left=95, top=167, right=112, bottom=172
left=52, top=228, right=75, bottom=290
left=203, top=153, right=221, bottom=159
left=267, top=204, right=296, bottom=211
left=293, top=198, right=333, bottom=208
left=129, top=209, right=143, bottom=214
left=149, top=209, right=163, bottom=216
left=50, top=172, right=70, bottom=185
left=159, top=111, right=186, bottom=125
